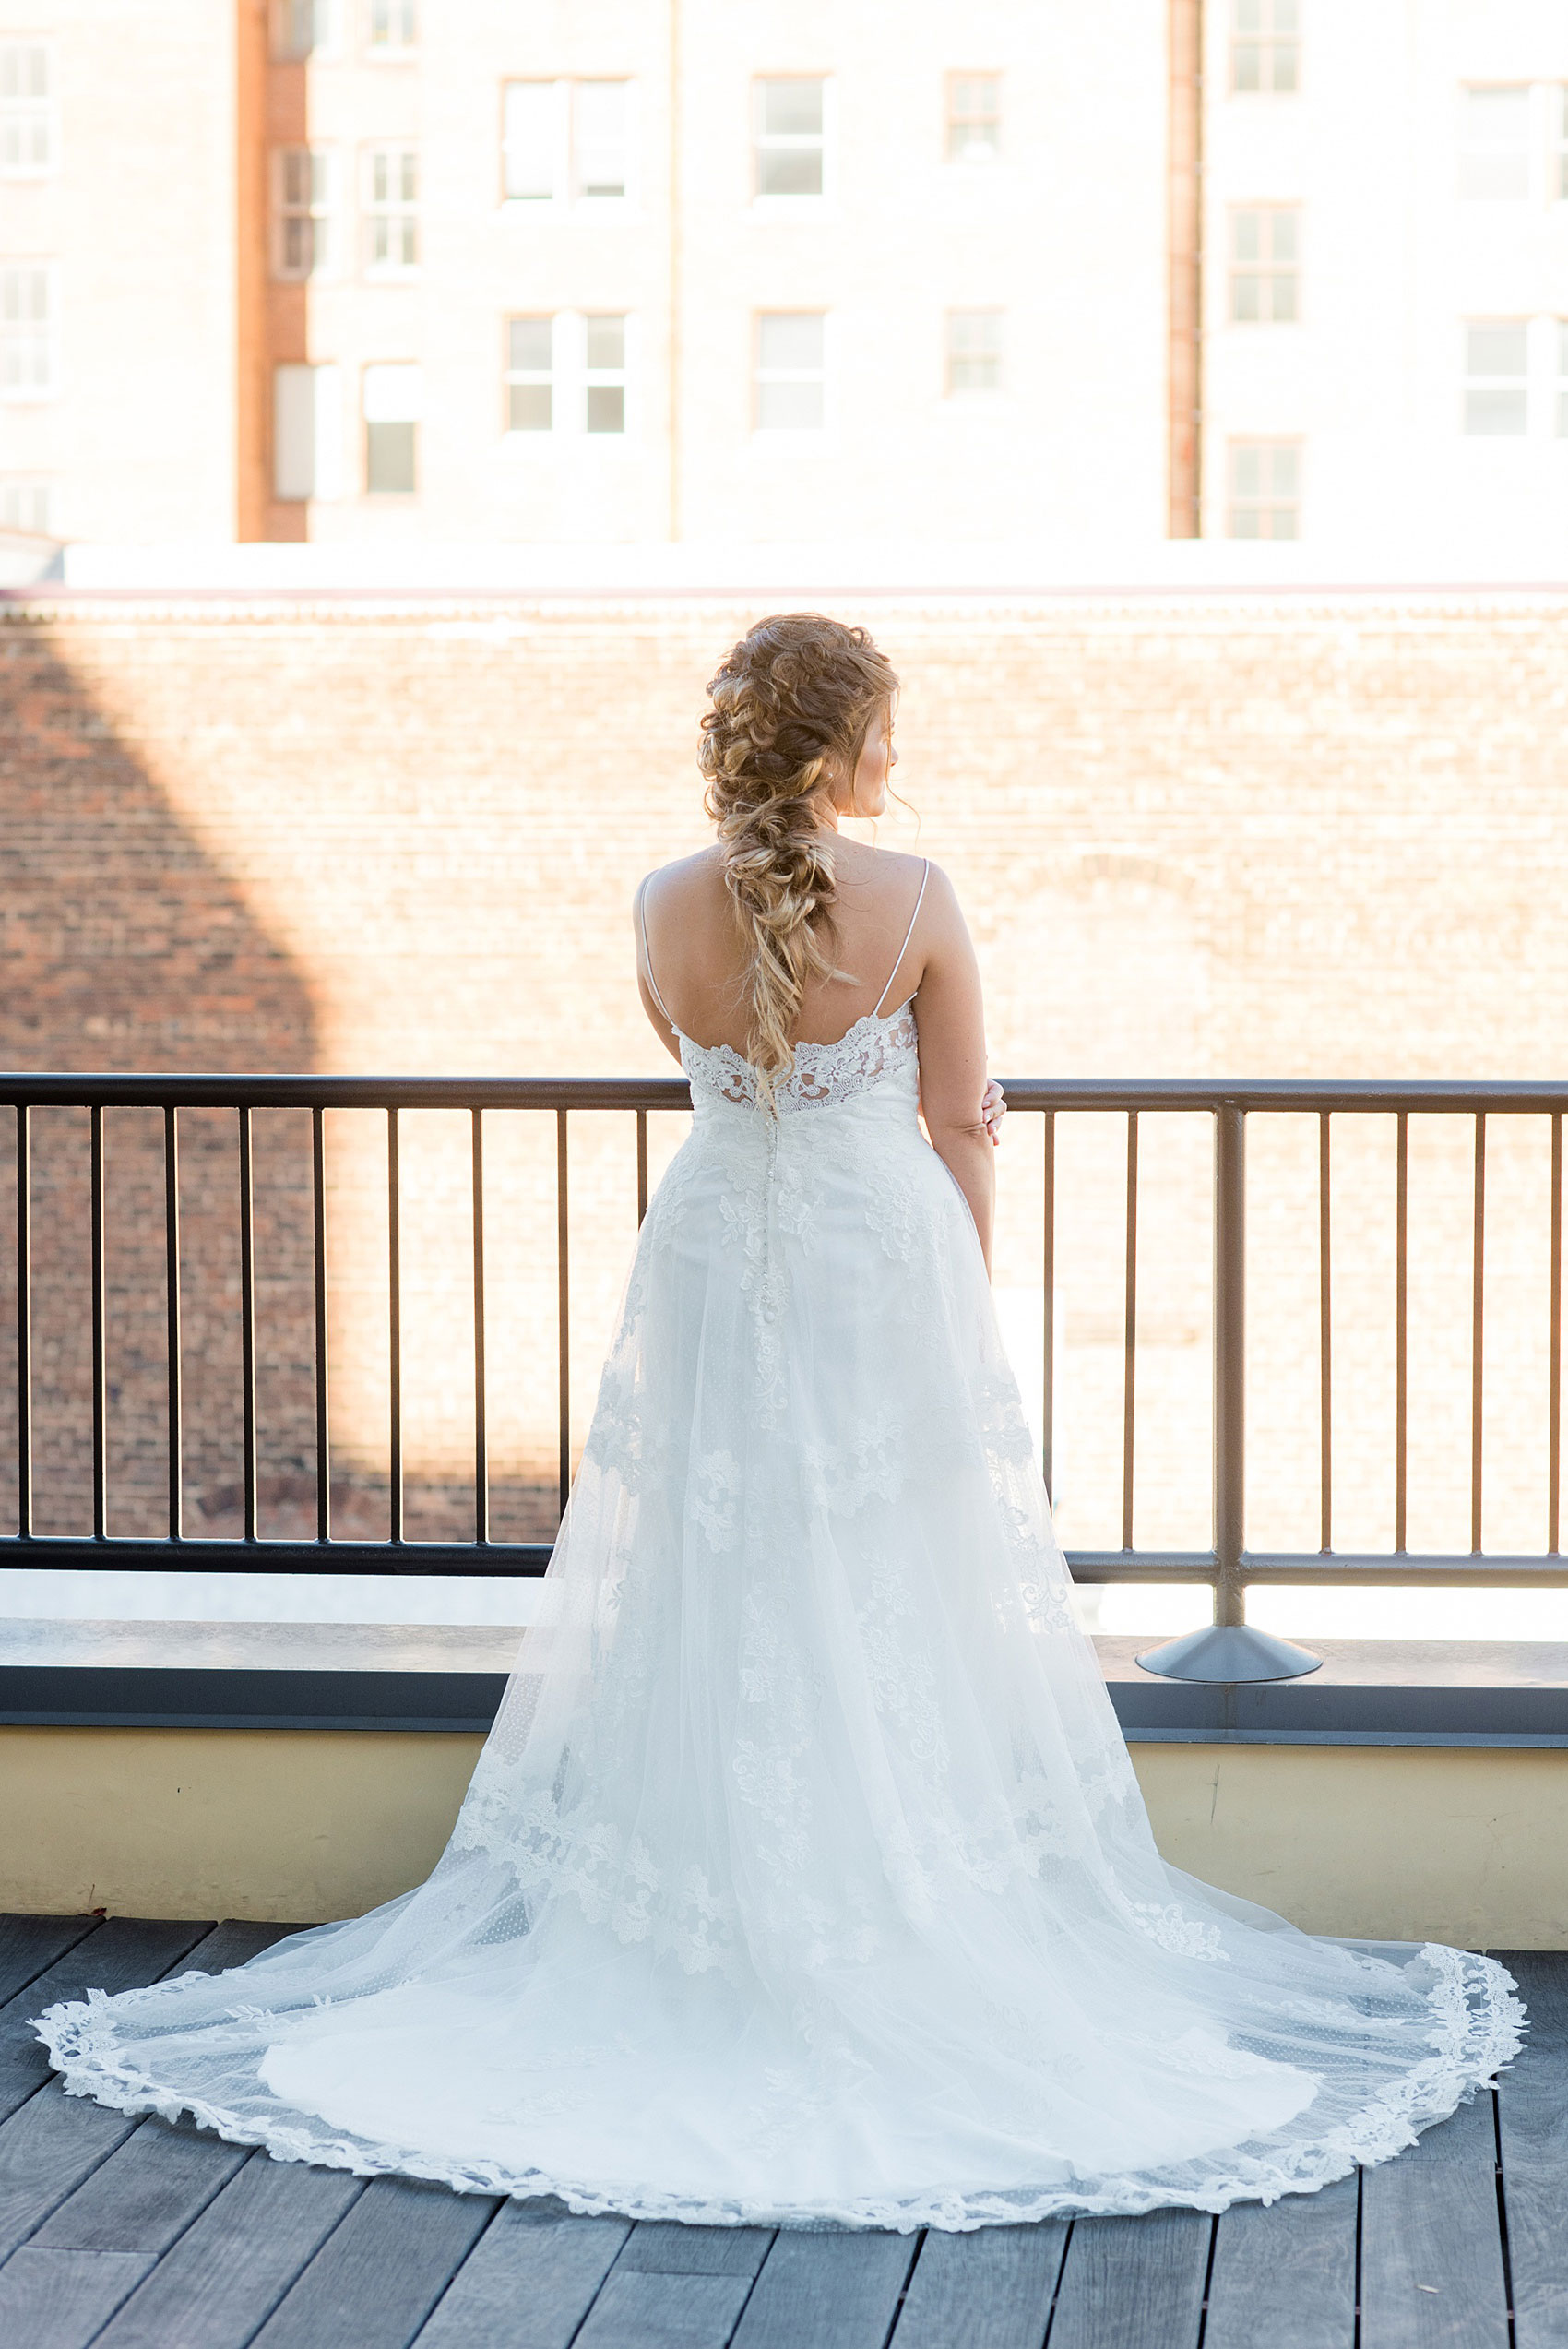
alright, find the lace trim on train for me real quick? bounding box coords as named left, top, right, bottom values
left=682, top=1005, right=918, bottom=1114
left=34, top=1947, right=1526, bottom=2231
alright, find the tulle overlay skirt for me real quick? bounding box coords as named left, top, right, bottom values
left=36, top=1050, right=1525, bottom=2230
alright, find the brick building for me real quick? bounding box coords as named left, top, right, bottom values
left=2, top=587, right=1564, bottom=1585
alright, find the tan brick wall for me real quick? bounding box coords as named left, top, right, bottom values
left=2, top=590, right=1565, bottom=1562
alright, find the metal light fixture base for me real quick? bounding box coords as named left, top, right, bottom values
left=1136, top=1624, right=1323, bottom=1684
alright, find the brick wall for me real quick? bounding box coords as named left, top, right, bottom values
left=3, top=590, right=1566, bottom=1560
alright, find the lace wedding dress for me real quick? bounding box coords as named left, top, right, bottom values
left=38, top=946, right=1524, bottom=2230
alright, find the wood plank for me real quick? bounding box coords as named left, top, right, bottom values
left=1048, top=2210, right=1211, bottom=2349
left=0, top=2081, right=141, bottom=2260
left=0, top=1916, right=213, bottom=2123
left=411, top=2204, right=631, bottom=2349
left=249, top=2176, right=497, bottom=2349
left=572, top=2268, right=754, bottom=2349
left=617, top=2220, right=776, bottom=2276
left=1491, top=1949, right=1568, bottom=2349
left=892, top=2223, right=1069, bottom=2349
left=0, top=1914, right=99, bottom=2008
left=177, top=1921, right=303, bottom=1979
left=731, top=2229, right=917, bottom=2349
left=95, top=2151, right=362, bottom=2349
left=0, top=2247, right=155, bottom=2349
left=32, top=2111, right=249, bottom=2252
left=1360, top=2086, right=1508, bottom=2348
left=1204, top=2173, right=1358, bottom=2349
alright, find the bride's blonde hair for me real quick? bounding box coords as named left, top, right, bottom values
left=698, top=614, right=899, bottom=1102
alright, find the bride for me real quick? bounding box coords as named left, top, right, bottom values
left=39, top=613, right=1523, bottom=2231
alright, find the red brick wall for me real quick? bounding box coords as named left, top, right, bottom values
left=3, top=590, right=1566, bottom=1559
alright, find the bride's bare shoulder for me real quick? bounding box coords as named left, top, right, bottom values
left=633, top=848, right=726, bottom=913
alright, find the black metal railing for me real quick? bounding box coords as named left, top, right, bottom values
left=3, top=1072, right=1566, bottom=1625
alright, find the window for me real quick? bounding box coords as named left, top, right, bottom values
left=1557, top=88, right=1568, bottom=201
left=0, top=43, right=53, bottom=176
left=1463, top=323, right=1527, bottom=435
left=505, top=316, right=552, bottom=430
left=274, top=364, right=344, bottom=500
left=945, top=310, right=1002, bottom=393
left=1, top=266, right=53, bottom=399
left=503, top=81, right=630, bottom=205
left=1559, top=323, right=1568, bottom=436
left=1458, top=88, right=1529, bottom=200
left=0, top=477, right=51, bottom=532
left=754, top=78, right=825, bottom=197
left=367, top=0, right=415, bottom=53
left=362, top=363, right=420, bottom=491
left=755, top=312, right=825, bottom=428
left=1229, top=207, right=1300, bottom=322
left=274, top=0, right=337, bottom=59
left=1226, top=440, right=1301, bottom=537
left=273, top=148, right=336, bottom=279
left=365, top=147, right=418, bottom=272
left=945, top=74, right=1000, bottom=162
left=1231, top=0, right=1298, bottom=95
left=586, top=315, right=626, bottom=432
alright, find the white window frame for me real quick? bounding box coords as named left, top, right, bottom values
left=0, top=42, right=55, bottom=178
left=362, top=361, right=421, bottom=494
left=1558, top=321, right=1568, bottom=437
left=0, top=262, right=55, bottom=402
left=1229, top=0, right=1299, bottom=97
left=363, top=145, right=419, bottom=276
left=1457, top=86, right=1531, bottom=202
left=1227, top=204, right=1301, bottom=324
left=272, top=0, right=339, bottom=62
left=500, top=79, right=635, bottom=210
left=944, top=72, right=1001, bottom=165
left=584, top=312, right=629, bottom=434
left=944, top=309, right=1004, bottom=396
left=1462, top=320, right=1529, bottom=436
left=0, top=475, right=53, bottom=532
left=504, top=314, right=554, bottom=433
left=365, top=0, right=416, bottom=57
left=754, top=310, right=828, bottom=433
left=274, top=362, right=345, bottom=501
left=1225, top=438, right=1301, bottom=538
left=272, top=147, right=338, bottom=280
left=752, top=76, right=834, bottom=209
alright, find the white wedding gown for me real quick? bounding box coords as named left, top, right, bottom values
left=38, top=985, right=1524, bottom=2231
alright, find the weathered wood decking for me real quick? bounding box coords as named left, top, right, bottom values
left=0, top=1914, right=1560, bottom=2349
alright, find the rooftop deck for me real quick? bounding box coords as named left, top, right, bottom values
left=0, top=1915, right=1562, bottom=2349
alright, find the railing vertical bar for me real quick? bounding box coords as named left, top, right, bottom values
left=1121, top=1110, right=1138, bottom=1552
left=89, top=1103, right=108, bottom=1540
left=472, top=1106, right=488, bottom=1547
left=557, top=1108, right=571, bottom=1520
left=238, top=1105, right=257, bottom=1544
left=15, top=1105, right=30, bottom=1538
left=1396, top=1110, right=1408, bottom=1554
left=387, top=1105, right=402, bottom=1544
left=1042, top=1109, right=1056, bottom=1505
left=313, top=1106, right=330, bottom=1544
left=1214, top=1104, right=1246, bottom=1627
left=164, top=1106, right=182, bottom=1542
left=1471, top=1111, right=1486, bottom=1556
left=1318, top=1110, right=1332, bottom=1554
left=1551, top=1110, right=1562, bottom=1556
left=636, top=1108, right=648, bottom=1228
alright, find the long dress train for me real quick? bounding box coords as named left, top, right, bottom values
left=36, top=998, right=1524, bottom=2231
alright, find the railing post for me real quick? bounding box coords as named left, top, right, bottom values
left=1214, top=1102, right=1246, bottom=1628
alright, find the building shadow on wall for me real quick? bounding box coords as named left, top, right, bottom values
left=0, top=617, right=553, bottom=1551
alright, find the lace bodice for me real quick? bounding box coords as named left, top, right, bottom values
left=680, top=1003, right=918, bottom=1115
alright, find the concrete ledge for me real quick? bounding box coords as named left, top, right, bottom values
left=4, top=1725, right=1567, bottom=1947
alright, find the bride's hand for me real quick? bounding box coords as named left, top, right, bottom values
left=981, top=1079, right=1006, bottom=1147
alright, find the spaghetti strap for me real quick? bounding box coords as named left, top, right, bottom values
left=636, top=878, right=678, bottom=1035
left=873, top=858, right=930, bottom=1019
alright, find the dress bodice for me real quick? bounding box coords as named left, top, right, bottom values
left=678, top=1003, right=919, bottom=1117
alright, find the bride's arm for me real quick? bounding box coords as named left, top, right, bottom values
left=911, top=866, right=995, bottom=1277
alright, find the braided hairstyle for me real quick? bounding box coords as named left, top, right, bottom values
left=698, top=614, right=899, bottom=1106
